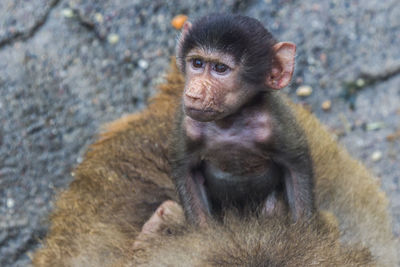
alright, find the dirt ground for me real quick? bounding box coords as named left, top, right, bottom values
left=0, top=0, right=399, bottom=266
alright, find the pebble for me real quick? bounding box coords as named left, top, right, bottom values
left=107, top=33, right=119, bottom=44
left=80, top=45, right=88, bottom=54
left=138, top=59, right=149, bottom=70
left=295, top=77, right=303, bottom=84
left=321, top=100, right=331, bottom=111
left=371, top=151, right=383, bottom=162
left=95, top=13, right=104, bottom=23
left=386, top=130, right=400, bottom=142
left=61, top=8, right=74, bottom=18
left=6, top=198, right=15, bottom=209
left=356, top=78, right=365, bottom=87
left=102, top=59, right=109, bottom=67
left=296, top=85, right=313, bottom=97
left=366, top=122, right=384, bottom=131
left=171, top=14, right=188, bottom=30
left=59, top=70, right=67, bottom=78
left=123, top=50, right=132, bottom=62
left=319, top=53, right=327, bottom=64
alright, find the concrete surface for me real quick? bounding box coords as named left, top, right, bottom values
left=0, top=0, right=399, bottom=265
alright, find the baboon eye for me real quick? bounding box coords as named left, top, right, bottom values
left=192, top=58, right=204, bottom=68
left=214, top=63, right=229, bottom=73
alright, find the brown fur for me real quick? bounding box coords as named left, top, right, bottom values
left=32, top=59, right=398, bottom=266
left=32, top=60, right=182, bottom=266
left=290, top=99, right=398, bottom=265
left=129, top=201, right=374, bottom=266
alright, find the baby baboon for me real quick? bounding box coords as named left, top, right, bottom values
left=171, top=14, right=314, bottom=224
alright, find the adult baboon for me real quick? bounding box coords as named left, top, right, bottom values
left=32, top=60, right=398, bottom=266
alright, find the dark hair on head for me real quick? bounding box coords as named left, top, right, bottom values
left=177, top=13, right=277, bottom=85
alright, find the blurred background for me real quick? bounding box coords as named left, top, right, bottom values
left=0, top=0, right=399, bottom=266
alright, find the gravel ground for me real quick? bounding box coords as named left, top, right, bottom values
left=0, top=0, right=399, bottom=266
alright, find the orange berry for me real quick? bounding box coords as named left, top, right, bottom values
left=171, top=14, right=188, bottom=30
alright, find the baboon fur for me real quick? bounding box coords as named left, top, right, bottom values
left=129, top=201, right=374, bottom=266
left=32, top=59, right=398, bottom=266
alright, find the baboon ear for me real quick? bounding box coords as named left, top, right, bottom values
left=265, top=42, right=296, bottom=90
left=176, top=21, right=193, bottom=71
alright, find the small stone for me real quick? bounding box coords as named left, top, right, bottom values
left=123, top=50, right=132, bottom=62
left=366, top=122, right=384, bottom=131
left=155, top=49, right=163, bottom=56
left=138, top=59, right=149, bottom=70
left=296, top=85, right=313, bottom=97
left=356, top=78, right=365, bottom=87
left=6, top=198, right=14, bottom=209
left=107, top=33, right=119, bottom=44
left=386, top=130, right=400, bottom=142
left=102, top=59, right=109, bottom=67
left=94, top=13, right=104, bottom=23
left=312, top=4, right=321, bottom=11
left=371, top=151, right=382, bottom=162
left=62, top=8, right=74, bottom=18
left=319, top=53, right=327, bottom=64
left=354, top=119, right=364, bottom=127
left=171, top=14, right=188, bottom=30
left=295, top=77, right=303, bottom=84
left=124, top=50, right=131, bottom=58
left=59, top=70, right=67, bottom=78
left=321, top=100, right=331, bottom=111
left=80, top=45, right=88, bottom=53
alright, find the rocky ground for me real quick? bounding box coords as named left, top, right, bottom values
left=0, top=0, right=399, bottom=266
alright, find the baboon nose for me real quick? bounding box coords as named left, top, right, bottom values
left=185, top=91, right=202, bottom=101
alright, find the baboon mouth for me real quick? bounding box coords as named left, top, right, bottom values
left=188, top=108, right=216, bottom=113
left=185, top=107, right=220, bottom=121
